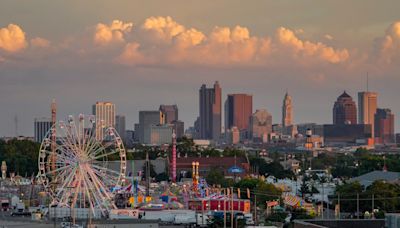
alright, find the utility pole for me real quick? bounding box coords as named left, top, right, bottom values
left=338, top=193, right=340, bottom=219
left=357, top=193, right=360, bottom=219
left=321, top=181, right=324, bottom=220
left=254, top=194, right=257, bottom=225
left=372, top=194, right=374, bottom=214
left=145, top=151, right=150, bottom=197
left=171, top=130, right=177, bottom=183
left=224, top=188, right=226, bottom=228
left=231, top=187, right=234, bottom=228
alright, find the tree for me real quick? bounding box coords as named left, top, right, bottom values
left=334, top=181, right=364, bottom=212
left=155, top=172, right=169, bottom=182
left=142, top=162, right=157, bottom=179
left=0, top=139, right=40, bottom=176
left=235, top=178, right=282, bottom=206
left=206, top=168, right=226, bottom=186
left=365, top=180, right=400, bottom=212
left=299, top=178, right=310, bottom=198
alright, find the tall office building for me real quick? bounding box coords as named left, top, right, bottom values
left=159, top=105, right=178, bottom=124
left=171, top=120, right=184, bottom=139
left=249, top=109, right=272, bottom=142
left=139, top=111, right=163, bottom=144
left=225, top=94, right=253, bottom=131
left=199, top=81, right=221, bottom=141
left=92, top=102, right=115, bottom=141
left=358, top=92, right=378, bottom=138
left=34, top=117, right=52, bottom=143
left=115, top=115, right=126, bottom=141
left=282, top=92, right=293, bottom=127
left=374, top=108, right=395, bottom=144
left=149, top=125, right=173, bottom=145
left=333, top=91, right=357, bottom=125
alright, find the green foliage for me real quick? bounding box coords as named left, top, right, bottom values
left=266, top=212, right=288, bottom=223
left=206, top=168, right=226, bottom=186
left=142, top=162, right=157, bottom=178
left=0, top=139, right=40, bottom=176
left=299, top=178, right=310, bottom=198
left=155, top=172, right=169, bottom=182
left=249, top=157, right=294, bottom=179
left=290, top=208, right=315, bottom=220
left=334, top=180, right=400, bottom=213
left=235, top=178, right=282, bottom=206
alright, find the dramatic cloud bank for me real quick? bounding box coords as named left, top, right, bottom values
left=94, top=20, right=133, bottom=45
left=117, top=17, right=349, bottom=67
left=0, top=24, right=27, bottom=52
left=374, top=21, right=400, bottom=64
left=1, top=17, right=400, bottom=72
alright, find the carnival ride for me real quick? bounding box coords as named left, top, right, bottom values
left=37, top=114, right=127, bottom=217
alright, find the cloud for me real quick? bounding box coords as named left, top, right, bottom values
left=324, top=34, right=334, bottom=40
left=142, top=16, right=185, bottom=42
left=275, top=27, right=349, bottom=63
left=117, top=19, right=350, bottom=67
left=30, top=37, right=50, bottom=48
left=0, top=24, right=27, bottom=52
left=117, top=42, right=148, bottom=65
left=374, top=21, right=400, bottom=64
left=94, top=20, right=133, bottom=45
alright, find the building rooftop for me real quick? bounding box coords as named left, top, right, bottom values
left=350, top=170, right=400, bottom=187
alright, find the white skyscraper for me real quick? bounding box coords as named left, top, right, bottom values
left=92, top=102, right=115, bottom=141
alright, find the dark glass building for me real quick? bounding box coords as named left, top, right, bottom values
left=199, top=81, right=221, bottom=140
left=333, top=91, right=357, bottom=125
left=375, top=108, right=395, bottom=144
left=225, top=94, right=253, bottom=131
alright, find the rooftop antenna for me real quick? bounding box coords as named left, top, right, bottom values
left=366, top=72, right=369, bottom=92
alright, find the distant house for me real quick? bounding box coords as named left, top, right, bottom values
left=350, top=170, right=400, bottom=187
left=280, top=159, right=300, bottom=173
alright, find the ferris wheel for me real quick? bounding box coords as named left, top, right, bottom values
left=38, top=114, right=127, bottom=217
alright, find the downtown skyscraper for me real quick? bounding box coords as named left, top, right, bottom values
left=375, top=108, right=395, bottom=144
left=358, top=91, right=378, bottom=138
left=333, top=91, right=357, bottom=125
left=199, top=81, right=221, bottom=141
left=282, top=92, right=293, bottom=127
left=92, top=102, right=115, bottom=141
left=225, top=94, right=253, bottom=131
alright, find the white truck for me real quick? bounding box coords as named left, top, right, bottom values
left=173, top=212, right=210, bottom=227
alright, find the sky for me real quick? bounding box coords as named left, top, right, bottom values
left=0, top=0, right=400, bottom=136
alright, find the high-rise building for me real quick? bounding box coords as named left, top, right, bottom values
left=171, top=120, right=184, bottom=139
left=282, top=92, right=293, bottom=127
left=92, top=102, right=115, bottom=140
left=134, top=123, right=140, bottom=142
left=139, top=111, right=163, bottom=144
left=358, top=91, right=377, bottom=138
left=199, top=81, right=221, bottom=141
left=249, top=109, right=272, bottom=142
left=115, top=115, right=126, bottom=141
left=225, top=94, right=253, bottom=131
left=375, top=108, right=395, bottom=144
left=34, top=117, right=52, bottom=143
left=159, top=105, right=178, bottom=124
left=150, top=125, right=173, bottom=145
left=333, top=91, right=357, bottom=125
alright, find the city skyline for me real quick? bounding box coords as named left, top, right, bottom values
left=0, top=1, right=400, bottom=136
